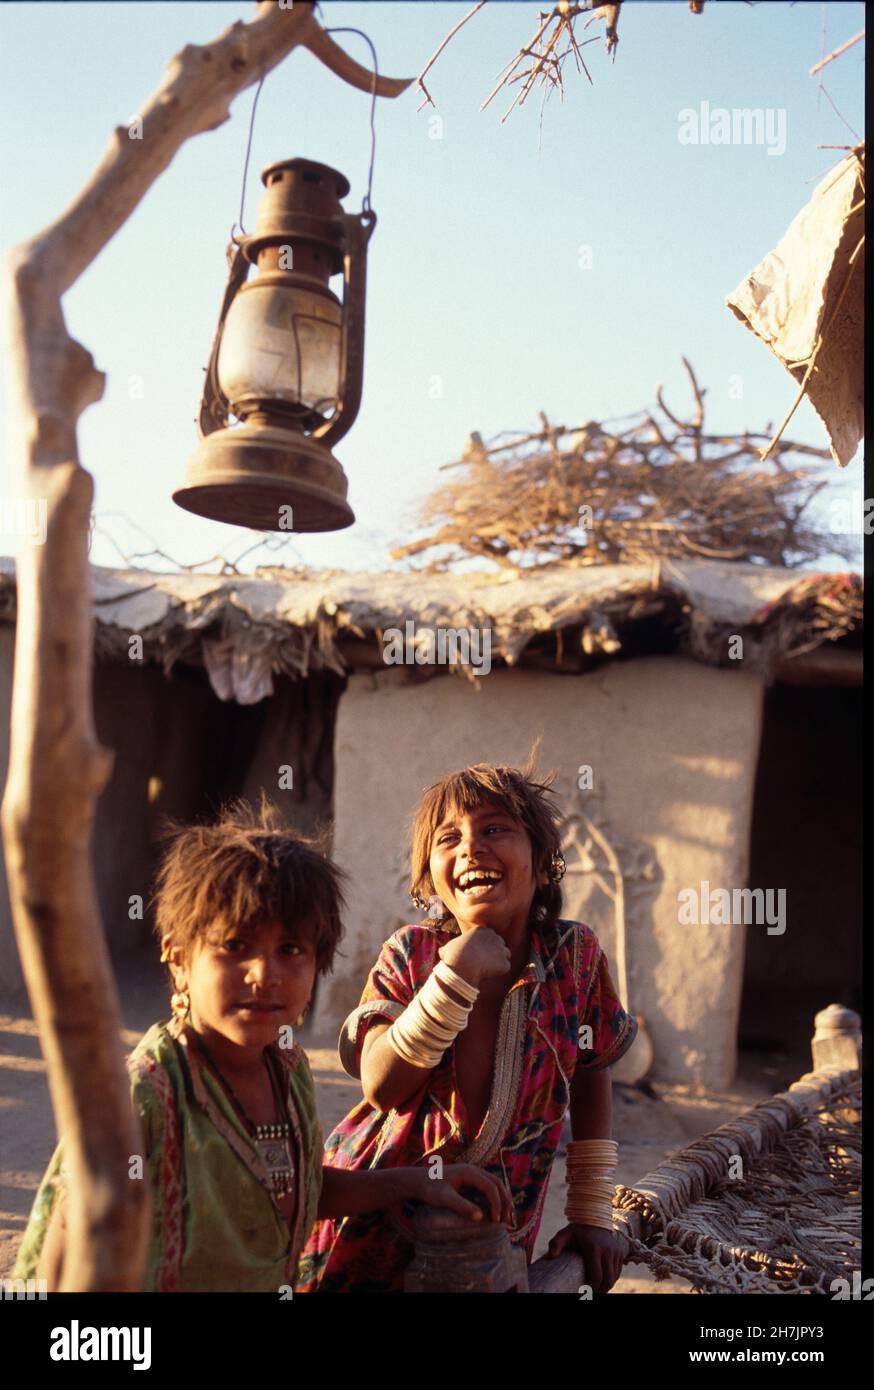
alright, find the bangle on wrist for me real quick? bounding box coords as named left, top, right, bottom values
left=565, top=1139, right=618, bottom=1231
left=387, top=967, right=478, bottom=1070
left=433, top=959, right=480, bottom=1005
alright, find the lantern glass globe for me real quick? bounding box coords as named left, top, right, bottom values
left=217, top=280, right=343, bottom=420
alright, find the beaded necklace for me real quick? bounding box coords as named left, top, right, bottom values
left=188, top=1029, right=296, bottom=1198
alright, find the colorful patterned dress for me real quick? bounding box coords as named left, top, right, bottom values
left=13, top=1019, right=323, bottom=1292
left=297, top=917, right=637, bottom=1293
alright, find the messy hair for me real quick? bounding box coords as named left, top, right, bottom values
left=151, top=796, right=345, bottom=976
left=409, top=749, right=564, bottom=932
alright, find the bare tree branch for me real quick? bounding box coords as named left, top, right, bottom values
left=422, top=0, right=705, bottom=119
left=304, top=25, right=413, bottom=96
left=2, top=0, right=410, bottom=1292
left=809, top=28, right=864, bottom=77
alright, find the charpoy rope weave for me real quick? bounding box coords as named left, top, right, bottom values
left=611, top=1069, right=860, bottom=1295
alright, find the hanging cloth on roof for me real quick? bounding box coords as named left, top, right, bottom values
left=726, top=146, right=864, bottom=469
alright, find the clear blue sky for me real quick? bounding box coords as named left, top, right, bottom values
left=0, top=0, right=865, bottom=574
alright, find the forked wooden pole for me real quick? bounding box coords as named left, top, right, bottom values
left=1, top=0, right=410, bottom=1290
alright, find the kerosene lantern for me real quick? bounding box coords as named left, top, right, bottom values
left=174, top=158, right=375, bottom=531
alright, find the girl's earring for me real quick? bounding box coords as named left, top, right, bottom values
left=410, top=890, right=428, bottom=912
left=549, top=852, right=567, bottom=884
left=170, top=986, right=191, bottom=1021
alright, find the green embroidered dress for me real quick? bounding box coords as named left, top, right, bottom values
left=14, top=1020, right=323, bottom=1292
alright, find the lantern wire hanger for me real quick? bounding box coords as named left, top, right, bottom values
left=232, top=24, right=381, bottom=247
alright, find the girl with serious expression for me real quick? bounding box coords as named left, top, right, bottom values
left=166, top=919, right=317, bottom=1080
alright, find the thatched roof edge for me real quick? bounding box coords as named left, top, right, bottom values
left=0, top=556, right=861, bottom=698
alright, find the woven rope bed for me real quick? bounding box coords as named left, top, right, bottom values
left=611, top=1067, right=861, bottom=1294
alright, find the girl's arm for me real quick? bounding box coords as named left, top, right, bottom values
left=358, top=931, right=507, bottom=1111
left=317, top=1162, right=514, bottom=1226
left=546, top=1065, right=624, bottom=1292
left=569, top=1060, right=613, bottom=1138
left=358, top=1021, right=437, bottom=1112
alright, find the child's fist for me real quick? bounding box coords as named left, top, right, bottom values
left=409, top=1163, right=515, bottom=1227
left=439, top=928, right=511, bottom=986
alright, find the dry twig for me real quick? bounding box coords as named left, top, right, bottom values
left=809, top=29, right=864, bottom=77
left=416, top=1, right=487, bottom=111
left=418, top=0, right=707, bottom=120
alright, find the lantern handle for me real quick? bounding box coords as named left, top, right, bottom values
left=313, top=209, right=376, bottom=450
left=198, top=242, right=250, bottom=438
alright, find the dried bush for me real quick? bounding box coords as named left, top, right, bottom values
left=392, top=360, right=855, bottom=572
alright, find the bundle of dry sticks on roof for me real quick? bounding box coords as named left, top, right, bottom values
left=392, top=359, right=856, bottom=574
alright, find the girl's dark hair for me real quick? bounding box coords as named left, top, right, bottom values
left=150, top=795, right=345, bottom=976
left=409, top=749, right=564, bottom=932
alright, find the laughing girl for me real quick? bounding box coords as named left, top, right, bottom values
left=297, top=760, right=638, bottom=1293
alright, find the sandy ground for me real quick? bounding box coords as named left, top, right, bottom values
left=0, top=964, right=795, bottom=1292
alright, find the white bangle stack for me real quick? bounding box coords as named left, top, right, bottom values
left=387, top=961, right=480, bottom=1070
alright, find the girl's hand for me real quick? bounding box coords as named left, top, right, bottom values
left=438, top=928, right=511, bottom=987
left=546, top=1224, right=625, bottom=1293
left=407, top=1163, right=515, bottom=1226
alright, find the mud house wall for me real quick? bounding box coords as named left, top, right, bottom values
left=0, top=656, right=223, bottom=992
left=0, top=636, right=341, bottom=992
left=316, top=656, right=765, bottom=1089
